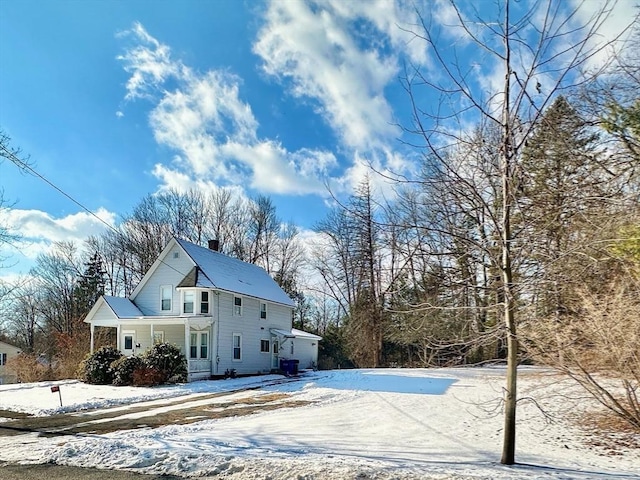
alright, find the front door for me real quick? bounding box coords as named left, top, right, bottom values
left=122, top=330, right=136, bottom=356
left=271, top=338, right=279, bottom=370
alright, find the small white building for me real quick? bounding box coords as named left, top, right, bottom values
left=0, top=340, right=21, bottom=384
left=84, top=237, right=321, bottom=380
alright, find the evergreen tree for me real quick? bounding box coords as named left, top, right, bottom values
left=521, top=96, right=604, bottom=320
left=75, top=252, right=106, bottom=318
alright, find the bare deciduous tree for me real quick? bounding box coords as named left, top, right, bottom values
left=401, top=0, right=634, bottom=464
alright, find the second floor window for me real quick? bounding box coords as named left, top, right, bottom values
left=234, top=296, right=242, bottom=316
left=260, top=302, right=267, bottom=320
left=201, top=291, right=209, bottom=314
left=183, top=291, right=195, bottom=314
left=161, top=286, right=172, bottom=311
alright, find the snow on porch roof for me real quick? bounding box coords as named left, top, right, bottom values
left=176, top=238, right=295, bottom=307
left=103, top=296, right=143, bottom=318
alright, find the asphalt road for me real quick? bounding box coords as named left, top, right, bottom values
left=1, top=462, right=182, bottom=479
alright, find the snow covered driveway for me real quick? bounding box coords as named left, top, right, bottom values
left=0, top=367, right=638, bottom=479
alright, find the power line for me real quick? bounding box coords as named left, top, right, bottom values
left=1, top=137, right=191, bottom=281
left=1, top=140, right=115, bottom=233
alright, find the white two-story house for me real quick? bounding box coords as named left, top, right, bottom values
left=83, top=237, right=321, bottom=380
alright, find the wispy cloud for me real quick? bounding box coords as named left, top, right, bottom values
left=253, top=0, right=427, bottom=151
left=0, top=208, right=116, bottom=273
left=117, top=22, right=180, bottom=100
left=118, top=23, right=338, bottom=196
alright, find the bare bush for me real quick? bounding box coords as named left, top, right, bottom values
left=523, top=276, right=640, bottom=431
left=6, top=353, right=54, bottom=383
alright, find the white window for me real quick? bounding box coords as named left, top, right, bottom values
left=233, top=333, right=242, bottom=360
left=183, top=291, right=194, bottom=314
left=0, top=353, right=6, bottom=366
left=124, top=334, right=134, bottom=350
left=161, top=285, right=172, bottom=311
left=200, top=291, right=209, bottom=314
left=290, top=342, right=294, bottom=355
left=200, top=332, right=209, bottom=358
left=153, top=331, right=164, bottom=344
left=234, top=296, right=242, bottom=316
left=260, top=302, right=267, bottom=320
left=260, top=339, right=270, bottom=353
left=190, top=331, right=209, bottom=359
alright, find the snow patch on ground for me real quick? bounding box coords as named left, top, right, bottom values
left=1, top=367, right=638, bottom=479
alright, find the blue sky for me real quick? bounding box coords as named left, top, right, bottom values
left=0, top=0, right=634, bottom=278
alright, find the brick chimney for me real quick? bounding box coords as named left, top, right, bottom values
left=208, top=239, right=220, bottom=252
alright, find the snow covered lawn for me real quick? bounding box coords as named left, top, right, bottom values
left=0, top=367, right=638, bottom=479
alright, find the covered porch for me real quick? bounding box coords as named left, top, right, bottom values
left=88, top=315, right=215, bottom=380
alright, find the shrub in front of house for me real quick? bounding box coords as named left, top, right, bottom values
left=144, top=343, right=188, bottom=384
left=132, top=366, right=167, bottom=386
left=7, top=353, right=54, bottom=383
left=80, top=346, right=123, bottom=385
left=111, top=355, right=145, bottom=386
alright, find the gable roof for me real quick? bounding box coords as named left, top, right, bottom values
left=175, top=238, right=295, bottom=307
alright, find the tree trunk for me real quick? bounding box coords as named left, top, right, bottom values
left=500, top=0, right=517, bottom=465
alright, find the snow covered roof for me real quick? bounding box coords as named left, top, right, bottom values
left=176, top=238, right=295, bottom=307
left=103, top=296, right=143, bottom=318
left=291, top=328, right=322, bottom=340
left=270, top=328, right=322, bottom=340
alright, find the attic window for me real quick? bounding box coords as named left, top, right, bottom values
left=173, top=251, right=180, bottom=259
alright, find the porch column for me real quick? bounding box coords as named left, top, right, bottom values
left=116, top=324, right=121, bottom=350
left=90, top=324, right=95, bottom=354
left=184, top=321, right=190, bottom=373
left=150, top=323, right=155, bottom=345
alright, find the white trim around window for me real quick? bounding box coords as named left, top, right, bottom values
left=260, top=302, right=267, bottom=320
left=200, top=291, right=210, bottom=314
left=160, top=285, right=173, bottom=312
left=233, top=296, right=243, bottom=316
left=183, top=291, right=195, bottom=314
left=260, top=339, right=270, bottom=353
left=190, top=331, right=209, bottom=359
left=153, top=331, right=165, bottom=344
left=232, top=333, right=242, bottom=361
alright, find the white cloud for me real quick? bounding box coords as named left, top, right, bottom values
left=570, top=0, right=637, bottom=71
left=117, top=22, right=180, bottom=100
left=254, top=0, right=418, bottom=150
left=119, top=23, right=338, bottom=197
left=0, top=208, right=116, bottom=275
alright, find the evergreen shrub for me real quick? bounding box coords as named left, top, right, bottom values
left=111, top=355, right=145, bottom=386
left=144, top=343, right=188, bottom=383
left=81, top=346, right=123, bottom=385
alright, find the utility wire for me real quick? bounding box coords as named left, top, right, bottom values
left=1, top=141, right=115, bottom=233
left=1, top=138, right=191, bottom=281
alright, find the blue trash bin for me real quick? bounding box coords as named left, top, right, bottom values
left=279, top=359, right=291, bottom=374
